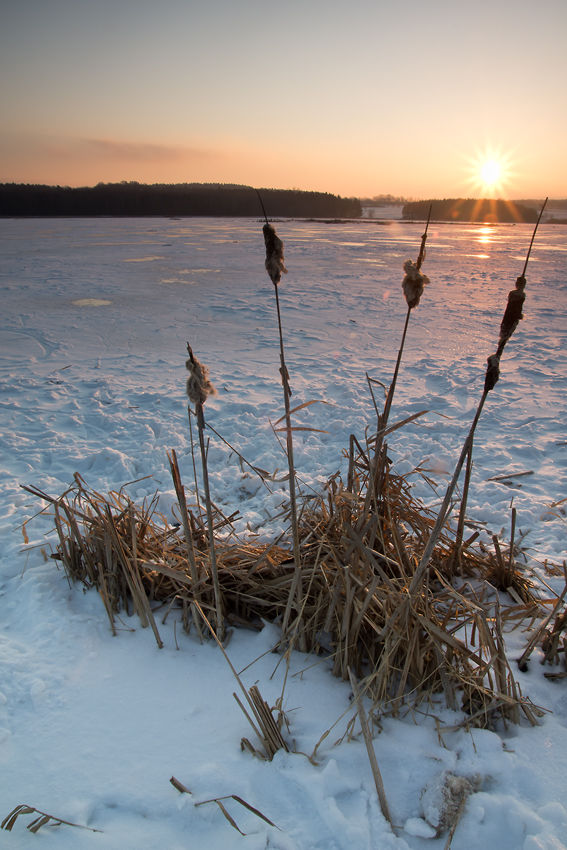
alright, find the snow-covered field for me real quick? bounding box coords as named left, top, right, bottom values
left=1, top=217, right=566, bottom=849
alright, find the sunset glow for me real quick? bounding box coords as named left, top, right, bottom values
left=0, top=0, right=565, bottom=198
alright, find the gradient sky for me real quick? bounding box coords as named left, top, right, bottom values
left=1, top=0, right=565, bottom=198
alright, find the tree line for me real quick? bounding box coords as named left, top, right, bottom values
left=0, top=182, right=361, bottom=219
left=515, top=198, right=567, bottom=211
left=402, top=198, right=538, bottom=223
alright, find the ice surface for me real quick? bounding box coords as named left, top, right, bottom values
left=0, top=217, right=566, bottom=849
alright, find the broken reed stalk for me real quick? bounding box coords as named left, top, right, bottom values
left=517, top=574, right=567, bottom=671
left=410, top=198, right=548, bottom=596
left=195, top=601, right=288, bottom=759
left=194, top=794, right=280, bottom=834
left=1, top=805, right=102, bottom=834
left=348, top=667, right=393, bottom=828
left=129, top=504, right=163, bottom=648
left=168, top=448, right=205, bottom=636
left=257, top=189, right=302, bottom=640
left=185, top=344, right=224, bottom=639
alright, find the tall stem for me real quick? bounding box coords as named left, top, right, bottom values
left=522, top=198, right=547, bottom=276
left=368, top=207, right=431, bottom=511
left=452, top=441, right=474, bottom=575
left=410, top=199, right=545, bottom=597
left=273, top=282, right=302, bottom=637
left=409, top=391, right=488, bottom=596
left=196, top=401, right=224, bottom=639
left=168, top=448, right=203, bottom=626
left=364, top=305, right=411, bottom=518
left=380, top=306, right=411, bottom=437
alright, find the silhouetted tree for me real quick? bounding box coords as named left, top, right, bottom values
left=402, top=199, right=537, bottom=224
left=0, top=183, right=361, bottom=219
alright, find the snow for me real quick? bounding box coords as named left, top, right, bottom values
left=1, top=216, right=566, bottom=849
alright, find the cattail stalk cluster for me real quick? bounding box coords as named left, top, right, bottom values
left=410, top=200, right=547, bottom=596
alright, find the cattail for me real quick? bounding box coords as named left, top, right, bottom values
left=497, top=275, right=526, bottom=356
left=186, top=346, right=217, bottom=405
left=263, top=223, right=288, bottom=286
left=410, top=198, right=548, bottom=597
left=401, top=259, right=429, bottom=309
left=185, top=343, right=223, bottom=639
left=484, top=353, right=501, bottom=393
left=256, top=191, right=300, bottom=641
left=481, top=273, right=526, bottom=397
left=364, top=208, right=433, bottom=516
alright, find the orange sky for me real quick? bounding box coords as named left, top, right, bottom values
left=1, top=0, right=565, bottom=199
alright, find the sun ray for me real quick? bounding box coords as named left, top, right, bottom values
left=463, top=146, right=518, bottom=197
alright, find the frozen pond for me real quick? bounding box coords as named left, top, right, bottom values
left=1, top=217, right=566, bottom=850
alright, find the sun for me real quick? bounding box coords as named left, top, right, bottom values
left=464, top=147, right=517, bottom=196
left=480, top=160, right=501, bottom=186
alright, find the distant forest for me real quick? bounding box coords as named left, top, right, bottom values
left=515, top=198, right=567, bottom=211
left=0, top=182, right=361, bottom=219
left=359, top=193, right=414, bottom=205
left=403, top=199, right=538, bottom=223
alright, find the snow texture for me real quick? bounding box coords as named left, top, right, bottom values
left=0, top=217, right=566, bottom=849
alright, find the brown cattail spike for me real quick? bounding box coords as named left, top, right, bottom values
left=263, top=224, right=288, bottom=286
left=497, top=276, right=526, bottom=357
left=185, top=345, right=217, bottom=405
left=402, top=259, right=429, bottom=309
left=484, top=353, right=501, bottom=393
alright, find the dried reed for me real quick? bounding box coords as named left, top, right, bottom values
left=2, top=805, right=102, bottom=834
left=194, top=794, right=279, bottom=834
left=256, top=189, right=302, bottom=641
left=28, top=425, right=543, bottom=731
left=348, top=666, right=392, bottom=827
left=409, top=198, right=549, bottom=598
left=186, top=344, right=224, bottom=638
left=367, top=205, right=432, bottom=515
left=195, top=601, right=289, bottom=760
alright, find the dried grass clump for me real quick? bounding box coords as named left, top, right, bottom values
left=25, top=425, right=543, bottom=731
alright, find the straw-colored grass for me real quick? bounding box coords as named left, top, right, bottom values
left=1, top=805, right=102, bottom=834
left=23, top=421, right=547, bottom=733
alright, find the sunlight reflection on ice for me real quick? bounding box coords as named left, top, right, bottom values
left=72, top=299, right=113, bottom=306
left=123, top=256, right=165, bottom=262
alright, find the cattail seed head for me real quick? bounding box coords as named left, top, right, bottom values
left=185, top=346, right=217, bottom=406
left=497, top=275, right=526, bottom=356
left=263, top=223, right=288, bottom=285
left=484, top=353, right=501, bottom=393
left=402, top=259, right=429, bottom=309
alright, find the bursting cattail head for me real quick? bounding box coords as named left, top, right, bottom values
left=497, top=275, right=526, bottom=356
left=263, top=223, right=288, bottom=285
left=484, top=353, right=501, bottom=394
left=185, top=345, right=217, bottom=406
left=402, top=259, right=429, bottom=309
